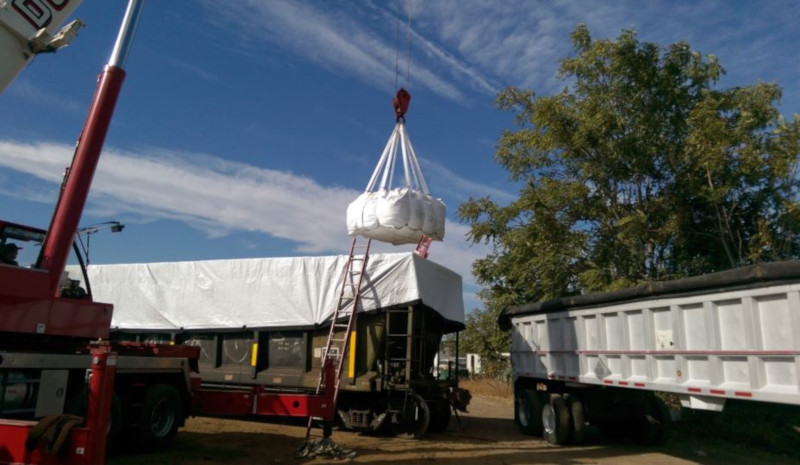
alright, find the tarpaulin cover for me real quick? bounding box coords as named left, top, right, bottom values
left=498, top=259, right=800, bottom=330
left=74, top=252, right=464, bottom=332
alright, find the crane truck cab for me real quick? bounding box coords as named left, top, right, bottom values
left=0, top=221, right=88, bottom=289
left=0, top=219, right=112, bottom=340
left=0, top=218, right=200, bottom=456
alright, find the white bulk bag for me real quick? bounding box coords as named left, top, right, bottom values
left=347, top=121, right=445, bottom=245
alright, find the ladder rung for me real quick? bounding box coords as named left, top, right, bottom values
left=306, top=239, right=370, bottom=441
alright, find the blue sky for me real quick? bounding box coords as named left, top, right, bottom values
left=1, top=0, right=798, bottom=312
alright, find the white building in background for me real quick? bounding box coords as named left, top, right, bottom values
left=465, top=353, right=482, bottom=375
left=433, top=353, right=483, bottom=377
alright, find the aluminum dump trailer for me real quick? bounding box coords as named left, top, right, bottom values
left=499, top=260, right=800, bottom=446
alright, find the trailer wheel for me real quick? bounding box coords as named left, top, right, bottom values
left=137, top=384, right=182, bottom=451
left=542, top=394, right=570, bottom=445
left=516, top=388, right=543, bottom=436
left=427, top=400, right=451, bottom=432
left=632, top=395, right=673, bottom=445
left=564, top=394, right=586, bottom=445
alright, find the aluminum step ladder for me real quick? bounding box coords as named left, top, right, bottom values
left=305, top=236, right=372, bottom=440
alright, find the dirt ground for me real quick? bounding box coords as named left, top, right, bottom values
left=108, top=383, right=800, bottom=465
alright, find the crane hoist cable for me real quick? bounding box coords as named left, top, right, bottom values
left=393, top=0, right=412, bottom=121
left=394, top=0, right=412, bottom=92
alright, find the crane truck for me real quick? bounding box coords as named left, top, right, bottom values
left=0, top=0, right=85, bottom=94
left=0, top=2, right=202, bottom=464
left=0, top=2, right=352, bottom=463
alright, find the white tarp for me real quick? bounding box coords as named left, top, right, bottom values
left=73, top=252, right=464, bottom=332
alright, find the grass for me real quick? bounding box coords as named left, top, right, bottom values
left=459, top=377, right=513, bottom=400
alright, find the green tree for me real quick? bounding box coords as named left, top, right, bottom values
left=460, top=300, right=511, bottom=380
left=458, top=25, right=800, bottom=345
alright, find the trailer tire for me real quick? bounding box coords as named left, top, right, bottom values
left=136, top=384, right=182, bottom=451
left=542, top=394, right=570, bottom=445
left=564, top=394, right=586, bottom=445
left=633, top=395, right=673, bottom=445
left=652, top=396, right=674, bottom=445
left=516, top=388, right=543, bottom=436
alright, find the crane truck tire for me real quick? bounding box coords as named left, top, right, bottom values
left=136, top=384, right=182, bottom=451
left=107, top=393, right=122, bottom=452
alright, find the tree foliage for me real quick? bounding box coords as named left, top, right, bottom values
left=458, top=25, right=800, bottom=366
left=459, top=298, right=511, bottom=380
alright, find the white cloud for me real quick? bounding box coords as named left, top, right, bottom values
left=0, top=139, right=493, bottom=303
left=191, top=0, right=799, bottom=114
left=419, top=157, right=516, bottom=205
left=200, top=0, right=467, bottom=102
left=3, top=79, right=84, bottom=114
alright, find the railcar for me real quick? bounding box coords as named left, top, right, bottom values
left=82, top=252, right=470, bottom=437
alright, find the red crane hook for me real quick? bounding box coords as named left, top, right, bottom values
left=393, top=88, right=411, bottom=121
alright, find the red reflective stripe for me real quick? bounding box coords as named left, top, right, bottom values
left=710, top=389, right=725, bottom=395
left=735, top=391, right=753, bottom=398
left=618, top=381, right=629, bottom=386
left=634, top=383, right=645, bottom=387
left=688, top=387, right=702, bottom=393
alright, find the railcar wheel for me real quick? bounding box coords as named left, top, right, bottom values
left=542, top=394, right=570, bottom=445
left=516, top=388, right=543, bottom=436
left=394, top=393, right=430, bottom=439
left=427, top=400, right=452, bottom=432
left=137, top=384, right=182, bottom=451
left=564, top=394, right=586, bottom=445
